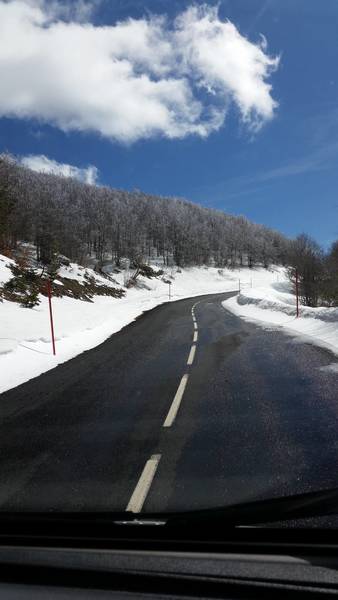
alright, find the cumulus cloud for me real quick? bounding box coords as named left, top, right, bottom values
left=53, top=0, right=100, bottom=23
left=0, top=1, right=279, bottom=142
left=175, top=6, right=279, bottom=130
left=18, top=0, right=99, bottom=23
left=20, top=154, right=98, bottom=184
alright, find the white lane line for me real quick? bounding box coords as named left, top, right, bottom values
left=193, top=330, right=198, bottom=343
left=163, top=374, right=189, bottom=428
left=194, top=322, right=198, bottom=330
left=126, top=454, right=161, bottom=513
left=187, top=344, right=196, bottom=366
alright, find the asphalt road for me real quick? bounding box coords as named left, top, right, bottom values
left=1, top=291, right=338, bottom=513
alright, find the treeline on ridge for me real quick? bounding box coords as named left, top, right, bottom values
left=0, top=154, right=290, bottom=271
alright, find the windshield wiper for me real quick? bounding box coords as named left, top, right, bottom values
left=1, top=487, right=338, bottom=537
left=164, top=486, right=338, bottom=527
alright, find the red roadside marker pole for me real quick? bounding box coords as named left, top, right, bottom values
left=295, top=269, right=299, bottom=318
left=47, top=279, right=56, bottom=355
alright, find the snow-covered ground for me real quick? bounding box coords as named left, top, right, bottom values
left=224, top=267, right=338, bottom=366
left=3, top=252, right=338, bottom=395
left=0, top=253, right=256, bottom=393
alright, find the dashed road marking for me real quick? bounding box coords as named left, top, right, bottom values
left=126, top=454, right=161, bottom=513
left=162, top=301, right=200, bottom=429
left=163, top=374, right=189, bottom=427
left=128, top=301, right=202, bottom=509
left=187, top=344, right=196, bottom=365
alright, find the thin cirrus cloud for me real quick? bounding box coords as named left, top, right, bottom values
left=0, top=1, right=280, bottom=143
left=20, top=154, right=99, bottom=184
left=198, top=139, right=338, bottom=203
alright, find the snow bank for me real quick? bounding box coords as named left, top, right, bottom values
left=0, top=255, right=253, bottom=393
left=223, top=267, right=338, bottom=359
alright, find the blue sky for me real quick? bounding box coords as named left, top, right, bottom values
left=1, top=0, right=338, bottom=247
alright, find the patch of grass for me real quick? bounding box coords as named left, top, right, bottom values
left=0, top=264, right=125, bottom=307
left=132, top=263, right=164, bottom=279
left=49, top=275, right=125, bottom=302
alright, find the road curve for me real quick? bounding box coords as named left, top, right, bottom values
left=1, top=291, right=338, bottom=512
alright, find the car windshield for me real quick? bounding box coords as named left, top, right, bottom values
left=0, top=0, right=338, bottom=527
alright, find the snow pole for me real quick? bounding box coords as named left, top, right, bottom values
left=168, top=281, right=172, bottom=300
left=47, top=279, right=56, bottom=355
left=295, top=269, right=299, bottom=318
left=238, top=278, right=241, bottom=293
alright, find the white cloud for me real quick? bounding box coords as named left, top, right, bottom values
left=20, top=154, right=98, bottom=184
left=0, top=1, right=279, bottom=142
left=18, top=0, right=99, bottom=23
left=174, top=6, right=279, bottom=130
left=53, top=0, right=100, bottom=23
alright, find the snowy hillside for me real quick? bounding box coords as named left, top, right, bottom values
left=0, top=253, right=277, bottom=393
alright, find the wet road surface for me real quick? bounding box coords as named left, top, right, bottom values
left=1, top=291, right=338, bottom=512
